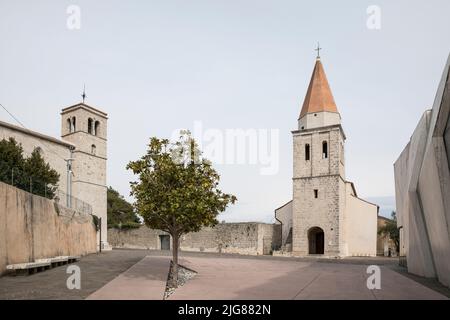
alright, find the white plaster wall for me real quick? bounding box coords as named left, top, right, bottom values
left=298, top=112, right=341, bottom=130
left=345, top=186, right=377, bottom=256
left=275, top=201, right=293, bottom=246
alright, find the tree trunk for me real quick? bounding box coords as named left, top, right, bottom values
left=171, top=233, right=179, bottom=288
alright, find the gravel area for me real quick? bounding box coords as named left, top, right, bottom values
left=164, top=262, right=197, bottom=300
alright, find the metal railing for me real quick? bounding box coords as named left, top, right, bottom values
left=0, top=161, right=93, bottom=216
left=54, top=189, right=93, bottom=216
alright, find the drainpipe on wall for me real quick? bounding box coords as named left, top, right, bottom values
left=99, top=217, right=102, bottom=253
left=66, top=147, right=75, bottom=208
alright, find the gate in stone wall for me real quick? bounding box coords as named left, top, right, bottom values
left=263, top=237, right=272, bottom=255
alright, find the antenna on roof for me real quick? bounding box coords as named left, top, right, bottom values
left=81, top=84, right=87, bottom=103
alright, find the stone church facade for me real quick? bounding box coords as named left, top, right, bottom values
left=276, top=57, right=378, bottom=257
left=0, top=103, right=109, bottom=250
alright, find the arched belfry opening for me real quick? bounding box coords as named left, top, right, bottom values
left=94, top=121, right=100, bottom=136
left=308, top=227, right=324, bottom=255
left=88, top=118, right=94, bottom=134
left=67, top=117, right=76, bottom=133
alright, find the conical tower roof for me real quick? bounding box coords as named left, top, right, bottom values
left=299, top=58, right=338, bottom=119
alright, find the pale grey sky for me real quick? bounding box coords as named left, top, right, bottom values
left=1, top=0, right=449, bottom=222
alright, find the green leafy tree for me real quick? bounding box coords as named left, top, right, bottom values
left=378, top=211, right=400, bottom=253
left=0, top=138, right=25, bottom=184
left=23, top=149, right=60, bottom=198
left=107, top=186, right=141, bottom=229
left=0, top=138, right=59, bottom=199
left=127, top=131, right=236, bottom=286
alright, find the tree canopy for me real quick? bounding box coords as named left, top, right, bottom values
left=0, top=138, right=59, bottom=199
left=127, top=131, right=236, bottom=285
left=107, top=186, right=141, bottom=229
left=378, top=211, right=400, bottom=253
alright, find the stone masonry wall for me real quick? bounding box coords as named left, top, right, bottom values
left=108, top=223, right=282, bottom=256
left=292, top=126, right=344, bottom=256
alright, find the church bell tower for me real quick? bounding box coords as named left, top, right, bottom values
left=61, top=102, right=109, bottom=250
left=292, top=55, right=347, bottom=256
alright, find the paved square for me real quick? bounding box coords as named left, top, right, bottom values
left=0, top=250, right=448, bottom=300
left=168, top=256, right=447, bottom=300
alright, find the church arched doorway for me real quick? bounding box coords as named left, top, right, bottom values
left=308, top=227, right=324, bottom=255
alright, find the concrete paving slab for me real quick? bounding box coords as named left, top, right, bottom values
left=87, top=256, right=170, bottom=300
left=170, top=257, right=318, bottom=300
left=294, top=263, right=377, bottom=300
left=372, top=266, right=446, bottom=300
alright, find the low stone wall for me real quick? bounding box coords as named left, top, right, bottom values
left=0, top=182, right=98, bottom=275
left=108, top=223, right=282, bottom=256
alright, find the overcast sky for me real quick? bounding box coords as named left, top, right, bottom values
left=1, top=0, right=449, bottom=222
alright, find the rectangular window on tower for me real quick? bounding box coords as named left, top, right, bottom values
left=305, top=144, right=310, bottom=161
left=322, top=141, right=328, bottom=159
left=314, top=189, right=318, bottom=199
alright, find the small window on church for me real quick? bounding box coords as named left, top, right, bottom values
left=67, top=118, right=72, bottom=133
left=88, top=118, right=94, bottom=134
left=314, top=189, right=318, bottom=198
left=91, top=144, right=96, bottom=155
left=305, top=144, right=310, bottom=161
left=322, top=141, right=328, bottom=159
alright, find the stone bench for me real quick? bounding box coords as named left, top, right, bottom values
left=36, top=256, right=69, bottom=267
left=68, top=256, right=81, bottom=263
left=6, top=261, right=52, bottom=276
left=7, top=255, right=82, bottom=276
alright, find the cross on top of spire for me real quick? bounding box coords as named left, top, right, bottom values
left=315, top=42, right=322, bottom=59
